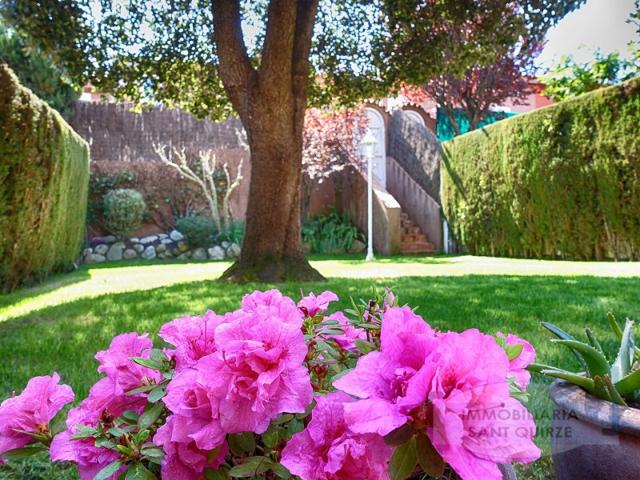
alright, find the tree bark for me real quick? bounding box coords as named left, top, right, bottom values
left=212, top=0, right=323, bottom=283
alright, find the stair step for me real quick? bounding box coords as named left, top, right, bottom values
left=400, top=241, right=435, bottom=254
left=404, top=226, right=421, bottom=235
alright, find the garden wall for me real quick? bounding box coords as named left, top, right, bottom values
left=0, top=64, right=90, bottom=291
left=441, top=78, right=640, bottom=260
left=388, top=110, right=442, bottom=201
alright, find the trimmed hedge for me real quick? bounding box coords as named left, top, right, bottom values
left=0, top=64, right=89, bottom=291
left=441, top=78, right=640, bottom=260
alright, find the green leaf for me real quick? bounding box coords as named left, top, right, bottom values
left=355, top=339, right=376, bottom=354
left=71, top=424, right=98, bottom=439
left=542, top=322, right=587, bottom=369
left=138, top=402, right=164, bottom=430
left=141, top=447, right=164, bottom=460
left=540, top=369, right=596, bottom=393
left=228, top=432, right=255, bottom=456
left=585, top=328, right=604, bottom=354
left=125, top=462, right=156, bottom=480
left=527, top=362, right=563, bottom=373
left=287, top=418, right=304, bottom=437
left=149, top=348, right=168, bottom=364
left=608, top=312, right=624, bottom=340
left=147, top=385, right=166, bottom=403
left=384, top=423, right=415, bottom=446
left=615, top=368, right=640, bottom=396
left=121, top=410, right=140, bottom=423
left=552, top=339, right=610, bottom=377
left=271, top=462, right=291, bottom=479
left=204, top=469, right=230, bottom=480
left=504, top=343, right=524, bottom=361
left=49, top=410, right=68, bottom=435
left=126, top=384, right=157, bottom=396
left=95, top=460, right=124, bottom=480
left=0, top=445, right=47, bottom=460
left=389, top=437, right=417, bottom=480
left=319, top=328, right=345, bottom=336
left=331, top=368, right=353, bottom=383
left=415, top=433, right=445, bottom=478
left=228, top=456, right=272, bottom=477
left=611, top=319, right=635, bottom=383
left=130, top=357, right=163, bottom=371
left=262, top=424, right=279, bottom=449
left=602, top=375, right=627, bottom=406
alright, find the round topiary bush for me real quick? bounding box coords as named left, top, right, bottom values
left=103, top=188, right=146, bottom=238
left=176, top=215, right=217, bottom=248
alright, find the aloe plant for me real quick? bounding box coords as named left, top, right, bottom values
left=530, top=313, right=640, bottom=406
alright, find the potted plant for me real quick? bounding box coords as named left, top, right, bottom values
left=530, top=314, right=640, bottom=480
left=0, top=290, right=537, bottom=480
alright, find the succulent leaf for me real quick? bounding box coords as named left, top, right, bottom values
left=542, top=322, right=587, bottom=370
left=611, top=320, right=635, bottom=383
left=615, top=368, right=640, bottom=397
left=540, top=369, right=596, bottom=394
left=551, top=339, right=610, bottom=377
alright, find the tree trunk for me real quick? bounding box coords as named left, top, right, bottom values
left=219, top=111, right=324, bottom=283
left=213, top=0, right=323, bottom=283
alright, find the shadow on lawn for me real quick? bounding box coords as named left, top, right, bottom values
left=0, top=268, right=91, bottom=311
left=2, top=273, right=639, bottom=399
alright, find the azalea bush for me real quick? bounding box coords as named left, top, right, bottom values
left=0, top=289, right=541, bottom=480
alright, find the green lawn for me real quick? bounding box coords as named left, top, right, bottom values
left=1, top=255, right=639, bottom=479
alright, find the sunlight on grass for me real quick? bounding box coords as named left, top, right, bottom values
left=1, top=255, right=638, bottom=322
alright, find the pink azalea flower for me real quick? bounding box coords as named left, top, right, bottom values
left=413, top=329, right=541, bottom=480
left=281, top=392, right=392, bottom=480
left=318, top=312, right=366, bottom=351
left=95, top=332, right=162, bottom=395
left=0, top=374, right=73, bottom=460
left=298, top=291, right=339, bottom=318
left=50, top=377, right=146, bottom=480
left=333, top=306, right=438, bottom=436
left=241, top=289, right=303, bottom=325
left=204, top=310, right=313, bottom=434
left=501, top=333, right=536, bottom=389
left=154, top=415, right=228, bottom=479
left=159, top=311, right=228, bottom=372
left=164, top=307, right=313, bottom=447
left=162, top=367, right=225, bottom=450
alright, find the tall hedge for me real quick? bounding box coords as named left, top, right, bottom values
left=441, top=78, right=640, bottom=260
left=0, top=64, right=89, bottom=291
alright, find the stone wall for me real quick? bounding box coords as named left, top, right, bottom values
left=388, top=110, right=442, bottom=202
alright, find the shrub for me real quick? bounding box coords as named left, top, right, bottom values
left=176, top=215, right=216, bottom=248
left=441, top=77, right=640, bottom=260
left=0, top=64, right=89, bottom=292
left=103, top=188, right=146, bottom=238
left=0, top=289, right=541, bottom=479
left=216, top=221, right=245, bottom=245
left=302, top=210, right=364, bottom=254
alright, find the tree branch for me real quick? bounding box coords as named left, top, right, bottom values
left=211, top=0, right=257, bottom=123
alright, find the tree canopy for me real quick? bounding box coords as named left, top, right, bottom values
left=2, top=0, right=583, bottom=118
left=0, top=0, right=585, bottom=283
left=0, top=24, right=78, bottom=116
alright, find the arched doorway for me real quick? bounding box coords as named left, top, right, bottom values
left=363, top=107, right=386, bottom=187
left=403, top=109, right=426, bottom=127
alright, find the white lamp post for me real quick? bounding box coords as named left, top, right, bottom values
left=362, top=129, right=377, bottom=262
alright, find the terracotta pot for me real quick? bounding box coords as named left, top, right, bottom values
left=549, top=380, right=640, bottom=480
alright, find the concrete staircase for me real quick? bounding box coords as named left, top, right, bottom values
left=400, top=212, right=435, bottom=254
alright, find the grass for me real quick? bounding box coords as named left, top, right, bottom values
left=1, top=254, right=639, bottom=479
